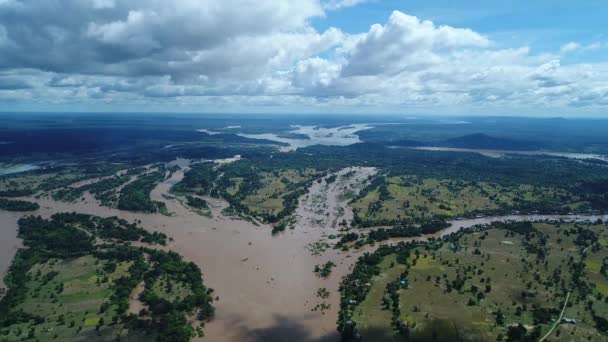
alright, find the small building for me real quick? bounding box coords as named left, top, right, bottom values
left=561, top=318, right=577, bottom=324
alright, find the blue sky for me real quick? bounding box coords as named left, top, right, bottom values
left=0, top=0, right=607, bottom=116
left=316, top=1, right=607, bottom=59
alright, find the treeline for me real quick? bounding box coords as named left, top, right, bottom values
left=0, top=198, right=39, bottom=211
left=367, top=220, right=451, bottom=242
left=247, top=142, right=608, bottom=192
left=338, top=243, right=415, bottom=338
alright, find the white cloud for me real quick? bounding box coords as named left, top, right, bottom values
left=560, top=42, right=580, bottom=53
left=323, top=0, right=369, bottom=11
left=341, top=11, right=490, bottom=77
left=561, top=41, right=606, bottom=54
left=0, top=3, right=607, bottom=114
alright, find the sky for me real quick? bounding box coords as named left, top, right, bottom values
left=0, top=0, right=607, bottom=116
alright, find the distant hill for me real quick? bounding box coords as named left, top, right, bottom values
left=441, top=133, right=542, bottom=151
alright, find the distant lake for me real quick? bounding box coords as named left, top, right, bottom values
left=238, top=124, right=373, bottom=151
left=198, top=124, right=373, bottom=152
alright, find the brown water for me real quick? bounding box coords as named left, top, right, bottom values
left=0, top=211, right=22, bottom=291
left=0, top=162, right=606, bottom=340
left=0, top=164, right=374, bottom=341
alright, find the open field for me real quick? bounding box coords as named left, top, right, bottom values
left=342, top=221, right=608, bottom=341
left=351, top=175, right=591, bottom=226
left=1, top=255, right=144, bottom=341
left=211, top=163, right=325, bottom=224
left=241, top=169, right=320, bottom=217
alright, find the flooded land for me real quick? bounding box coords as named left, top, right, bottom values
left=3, top=116, right=608, bottom=341
left=0, top=163, right=376, bottom=340
left=1, top=158, right=607, bottom=341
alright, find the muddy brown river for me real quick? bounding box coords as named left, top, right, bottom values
left=0, top=163, right=607, bottom=341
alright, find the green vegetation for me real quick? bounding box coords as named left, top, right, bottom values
left=0, top=163, right=129, bottom=198
left=314, top=261, right=336, bottom=278
left=352, top=175, right=591, bottom=227
left=0, top=213, right=213, bottom=341
left=215, top=162, right=323, bottom=224
left=53, top=174, right=133, bottom=206
left=171, top=162, right=217, bottom=196
left=0, top=198, right=39, bottom=212
left=185, top=196, right=208, bottom=210
left=339, top=220, right=608, bottom=341
left=118, top=172, right=165, bottom=213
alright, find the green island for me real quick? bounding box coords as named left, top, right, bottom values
left=52, top=174, right=133, bottom=206
left=0, top=213, right=214, bottom=341
left=338, top=220, right=608, bottom=341
left=118, top=171, right=167, bottom=214
left=0, top=163, right=130, bottom=198
left=0, top=198, right=39, bottom=212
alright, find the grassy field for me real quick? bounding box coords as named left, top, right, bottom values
left=351, top=175, right=589, bottom=225
left=151, top=275, right=193, bottom=303
left=241, top=169, right=319, bottom=216
left=1, top=255, right=147, bottom=341
left=346, top=221, right=608, bottom=341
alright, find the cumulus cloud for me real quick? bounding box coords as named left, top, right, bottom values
left=0, top=2, right=607, bottom=114
left=341, top=11, right=490, bottom=77
left=0, top=0, right=325, bottom=78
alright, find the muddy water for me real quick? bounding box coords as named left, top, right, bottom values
left=0, top=162, right=607, bottom=340
left=0, top=165, right=374, bottom=341
left=0, top=211, right=22, bottom=291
